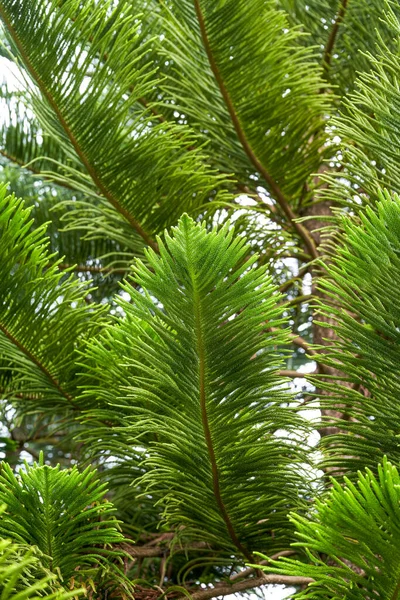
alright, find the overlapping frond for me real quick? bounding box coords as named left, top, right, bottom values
left=0, top=81, right=84, bottom=185
left=160, top=0, right=330, bottom=199
left=312, top=190, right=400, bottom=472
left=322, top=6, right=400, bottom=210
left=0, top=184, right=105, bottom=410
left=79, top=215, right=311, bottom=560
left=281, top=0, right=400, bottom=98
left=262, top=458, right=400, bottom=598
left=0, top=456, right=133, bottom=596
left=0, top=0, right=232, bottom=253
left=0, top=535, right=81, bottom=599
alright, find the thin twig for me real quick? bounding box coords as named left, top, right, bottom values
left=0, top=148, right=76, bottom=192
left=279, top=370, right=314, bottom=379
left=279, top=264, right=311, bottom=294
left=230, top=550, right=296, bottom=581
left=58, top=263, right=128, bottom=275
left=178, top=574, right=314, bottom=600
left=286, top=294, right=313, bottom=307
left=322, top=0, right=349, bottom=76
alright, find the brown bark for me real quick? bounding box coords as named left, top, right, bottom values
left=303, top=177, right=348, bottom=437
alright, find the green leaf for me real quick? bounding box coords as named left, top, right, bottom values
left=79, top=214, right=311, bottom=560
left=260, top=458, right=400, bottom=598
left=0, top=184, right=105, bottom=410
left=0, top=457, right=133, bottom=596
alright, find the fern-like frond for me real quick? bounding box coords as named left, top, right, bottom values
left=281, top=0, right=400, bottom=98
left=0, top=538, right=81, bottom=599
left=312, top=189, right=400, bottom=473
left=0, top=0, right=231, bottom=252
left=0, top=81, right=84, bottom=186
left=160, top=0, right=329, bottom=201
left=322, top=5, right=400, bottom=211
left=78, top=215, right=311, bottom=561
left=0, top=503, right=83, bottom=599
left=0, top=456, right=133, bottom=596
left=261, top=458, right=400, bottom=598
left=0, top=184, right=105, bottom=410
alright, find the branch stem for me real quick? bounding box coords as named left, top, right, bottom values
left=0, top=323, right=78, bottom=409
left=193, top=0, right=318, bottom=261
left=322, top=0, right=349, bottom=76
left=0, top=6, right=158, bottom=252
left=178, top=574, right=313, bottom=600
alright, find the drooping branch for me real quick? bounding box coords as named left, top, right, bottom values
left=192, top=0, right=319, bottom=261
left=0, top=6, right=158, bottom=253
left=0, top=148, right=77, bottom=192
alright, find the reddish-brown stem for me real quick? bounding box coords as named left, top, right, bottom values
left=193, top=0, right=318, bottom=261
left=322, top=0, right=349, bottom=76
left=0, top=7, right=158, bottom=253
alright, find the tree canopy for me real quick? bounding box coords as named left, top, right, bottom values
left=0, top=0, right=399, bottom=598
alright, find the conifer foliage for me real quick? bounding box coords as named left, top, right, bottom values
left=0, top=0, right=400, bottom=597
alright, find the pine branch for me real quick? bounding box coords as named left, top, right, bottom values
left=279, top=264, right=312, bottom=294
left=286, top=294, right=313, bottom=307
left=230, top=550, right=296, bottom=581
left=0, top=148, right=76, bottom=192
left=123, top=542, right=210, bottom=558
left=0, top=6, right=158, bottom=253
left=57, top=263, right=128, bottom=275
left=0, top=323, right=78, bottom=410
left=279, top=370, right=312, bottom=379
left=192, top=262, right=253, bottom=562
left=192, top=0, right=319, bottom=261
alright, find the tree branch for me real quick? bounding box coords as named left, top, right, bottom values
left=230, top=550, right=296, bottom=581
left=0, top=6, right=158, bottom=253
left=57, top=263, right=128, bottom=275
left=286, top=294, right=313, bottom=308
left=322, top=0, right=349, bottom=76
left=279, top=370, right=314, bottom=379
left=193, top=270, right=252, bottom=562
left=279, top=264, right=312, bottom=294
left=193, top=0, right=318, bottom=261
left=0, top=323, right=79, bottom=409
left=0, top=148, right=77, bottom=192
left=123, top=542, right=209, bottom=558
left=178, top=574, right=314, bottom=600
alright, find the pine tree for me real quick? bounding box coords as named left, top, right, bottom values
left=0, top=0, right=399, bottom=597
